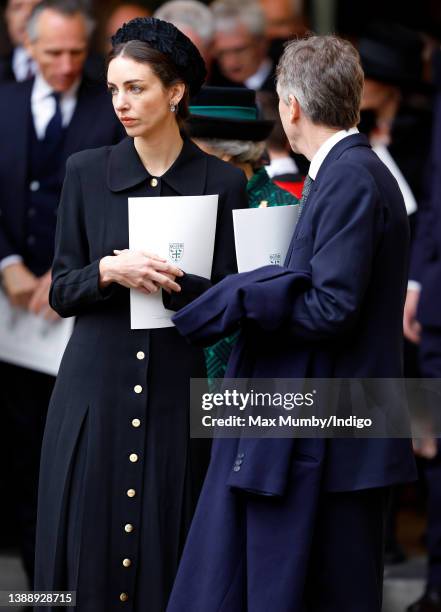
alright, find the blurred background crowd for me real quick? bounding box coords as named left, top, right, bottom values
left=0, top=0, right=441, bottom=611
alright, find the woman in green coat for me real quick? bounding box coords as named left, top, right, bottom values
left=185, top=86, right=299, bottom=384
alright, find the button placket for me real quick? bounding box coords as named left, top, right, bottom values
left=117, top=339, right=149, bottom=605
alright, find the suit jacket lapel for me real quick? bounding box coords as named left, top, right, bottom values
left=63, top=80, right=99, bottom=158
left=0, top=53, right=15, bottom=82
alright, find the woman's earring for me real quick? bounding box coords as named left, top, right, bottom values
left=170, top=102, right=177, bottom=113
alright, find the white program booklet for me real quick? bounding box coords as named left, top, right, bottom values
left=129, top=194, right=219, bottom=329
left=233, top=205, right=299, bottom=272
left=0, top=289, right=74, bottom=376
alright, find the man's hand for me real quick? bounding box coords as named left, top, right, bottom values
left=28, top=269, right=59, bottom=321
left=2, top=262, right=38, bottom=308
left=403, top=288, right=422, bottom=344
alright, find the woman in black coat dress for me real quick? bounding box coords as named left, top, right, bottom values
left=34, top=18, right=247, bottom=612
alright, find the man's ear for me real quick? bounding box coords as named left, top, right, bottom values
left=23, top=32, right=35, bottom=59
left=288, top=95, right=300, bottom=123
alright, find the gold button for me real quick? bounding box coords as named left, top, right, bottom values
left=120, top=593, right=128, bottom=602
left=150, top=177, right=158, bottom=187
left=129, top=453, right=138, bottom=463
left=132, top=418, right=141, bottom=428
left=136, top=351, right=145, bottom=360
left=127, top=488, right=136, bottom=498
left=259, top=200, right=268, bottom=208
left=124, top=523, right=134, bottom=533
left=122, top=558, right=132, bottom=568
left=134, top=385, right=142, bottom=394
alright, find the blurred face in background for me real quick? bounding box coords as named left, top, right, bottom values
left=105, top=4, right=151, bottom=52
left=176, top=24, right=212, bottom=72
left=5, top=0, right=40, bottom=46
left=26, top=9, right=89, bottom=92
left=259, top=0, right=301, bottom=39
left=361, top=78, right=400, bottom=113
left=213, top=23, right=267, bottom=83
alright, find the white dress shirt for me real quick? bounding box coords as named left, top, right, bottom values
left=244, top=58, right=273, bottom=91
left=12, top=46, right=36, bottom=82
left=31, top=72, right=80, bottom=139
left=308, top=127, right=359, bottom=180
left=0, top=73, right=80, bottom=271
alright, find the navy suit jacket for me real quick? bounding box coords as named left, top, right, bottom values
left=0, top=77, right=124, bottom=269
left=0, top=53, right=15, bottom=83
left=410, top=91, right=441, bottom=328
left=168, top=133, right=416, bottom=612
left=174, top=133, right=416, bottom=492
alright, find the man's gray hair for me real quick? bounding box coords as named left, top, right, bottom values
left=277, top=35, right=364, bottom=130
left=154, top=0, right=214, bottom=45
left=27, top=0, right=95, bottom=42
left=198, top=138, right=266, bottom=164
left=211, top=0, right=266, bottom=37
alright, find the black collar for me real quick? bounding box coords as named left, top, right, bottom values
left=107, top=136, right=207, bottom=194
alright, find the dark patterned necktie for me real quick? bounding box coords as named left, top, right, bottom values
left=25, top=57, right=34, bottom=80
left=44, top=92, right=63, bottom=144
left=297, top=174, right=314, bottom=222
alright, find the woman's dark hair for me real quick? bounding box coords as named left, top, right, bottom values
left=108, top=40, right=190, bottom=125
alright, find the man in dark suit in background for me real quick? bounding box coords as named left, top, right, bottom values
left=208, top=0, right=276, bottom=92
left=0, top=0, right=40, bottom=82
left=0, top=0, right=123, bottom=585
left=167, top=35, right=416, bottom=612
left=404, top=48, right=441, bottom=612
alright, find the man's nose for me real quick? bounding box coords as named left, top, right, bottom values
left=59, top=54, right=75, bottom=73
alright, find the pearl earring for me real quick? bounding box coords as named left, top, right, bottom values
left=170, top=102, right=176, bottom=113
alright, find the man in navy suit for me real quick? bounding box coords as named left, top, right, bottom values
left=0, top=0, right=40, bottom=83
left=0, top=0, right=123, bottom=584
left=167, top=35, right=416, bottom=612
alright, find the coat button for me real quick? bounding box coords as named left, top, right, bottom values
left=122, top=558, right=132, bottom=568
left=150, top=177, right=158, bottom=187
left=233, top=466, right=241, bottom=472
left=134, top=385, right=142, bottom=394
left=129, top=453, right=138, bottom=463
left=234, top=459, right=243, bottom=466
left=30, top=180, right=40, bottom=191
left=237, top=453, right=245, bottom=459
left=27, top=235, right=36, bottom=246
left=27, top=207, right=36, bottom=218
left=127, top=488, right=136, bottom=498
left=131, top=418, right=141, bottom=428
left=120, top=593, right=128, bottom=602
left=136, top=351, right=145, bottom=360
left=124, top=523, right=134, bottom=533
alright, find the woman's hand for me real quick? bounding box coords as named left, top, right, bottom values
left=99, top=249, right=183, bottom=294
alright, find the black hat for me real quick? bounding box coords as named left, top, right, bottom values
left=186, top=86, right=274, bottom=141
left=111, top=17, right=207, bottom=95
left=358, top=23, right=424, bottom=90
